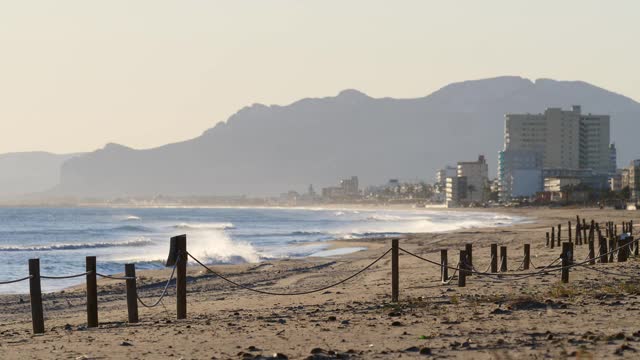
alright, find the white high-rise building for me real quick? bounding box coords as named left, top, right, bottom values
left=499, top=106, right=612, bottom=201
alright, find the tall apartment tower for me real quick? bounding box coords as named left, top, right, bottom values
left=499, top=106, right=611, bottom=201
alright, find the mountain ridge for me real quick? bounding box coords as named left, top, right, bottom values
left=4, top=76, right=640, bottom=199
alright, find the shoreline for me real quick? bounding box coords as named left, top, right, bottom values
left=2, top=207, right=640, bottom=359
left=0, top=206, right=524, bottom=296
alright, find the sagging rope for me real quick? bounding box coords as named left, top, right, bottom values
left=401, top=238, right=640, bottom=281
left=96, top=273, right=136, bottom=281
left=41, top=271, right=93, bottom=280
left=187, top=248, right=391, bottom=296
left=441, top=262, right=459, bottom=285
left=0, top=275, right=33, bottom=285
left=137, top=261, right=178, bottom=308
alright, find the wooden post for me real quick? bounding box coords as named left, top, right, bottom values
left=440, top=249, right=448, bottom=282
left=557, top=224, right=562, bottom=246
left=634, top=236, right=639, bottom=257
left=568, top=221, right=572, bottom=243
left=583, top=219, right=588, bottom=245
left=458, top=250, right=466, bottom=287
left=500, top=246, right=507, bottom=272
left=28, top=259, right=45, bottom=334
left=172, top=235, right=188, bottom=318
left=523, top=244, right=530, bottom=270
left=618, top=238, right=628, bottom=262
left=546, top=232, right=550, bottom=247
left=125, top=264, right=138, bottom=324
left=631, top=220, right=634, bottom=236
left=599, top=231, right=608, bottom=264
left=465, top=243, right=473, bottom=276
left=86, top=256, right=98, bottom=328
left=490, top=244, right=498, bottom=273
left=588, top=234, right=596, bottom=265
left=561, top=242, right=570, bottom=283
left=576, top=215, right=581, bottom=245
left=551, top=227, right=555, bottom=249
left=608, top=238, right=615, bottom=263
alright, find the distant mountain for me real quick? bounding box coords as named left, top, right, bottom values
left=51, top=76, right=640, bottom=197
left=0, top=152, right=79, bottom=199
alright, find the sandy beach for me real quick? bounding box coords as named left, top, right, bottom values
left=2, top=207, right=640, bottom=359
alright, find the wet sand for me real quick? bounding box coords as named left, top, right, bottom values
left=2, top=207, right=640, bottom=359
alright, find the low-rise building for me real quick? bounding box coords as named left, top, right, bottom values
left=544, top=177, right=581, bottom=192
left=457, top=155, right=489, bottom=203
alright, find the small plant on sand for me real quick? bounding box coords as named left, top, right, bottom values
left=598, top=281, right=640, bottom=296
left=450, top=294, right=459, bottom=305
left=547, top=283, right=579, bottom=299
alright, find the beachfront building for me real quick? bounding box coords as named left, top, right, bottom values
left=498, top=149, right=543, bottom=201
left=445, top=155, right=488, bottom=206
left=339, top=176, right=359, bottom=196
left=435, top=166, right=457, bottom=191
left=445, top=176, right=467, bottom=207
left=499, top=105, right=612, bottom=201
left=457, top=155, right=489, bottom=203
left=626, top=160, right=640, bottom=201
left=609, top=143, right=618, bottom=175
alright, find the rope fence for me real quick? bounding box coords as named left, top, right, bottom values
left=2, top=215, right=639, bottom=335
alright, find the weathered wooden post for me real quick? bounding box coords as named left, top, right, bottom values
left=523, top=244, right=530, bottom=270
left=558, top=224, right=562, bottom=246
left=608, top=238, right=615, bottom=263
left=490, top=244, right=498, bottom=273
left=617, top=238, right=628, bottom=262
left=546, top=232, right=550, bottom=247
left=551, top=227, right=555, bottom=249
left=167, top=234, right=188, bottom=319
left=634, top=236, right=639, bottom=257
left=576, top=215, right=582, bottom=245
left=568, top=221, right=572, bottom=243
left=631, top=220, right=634, bottom=236
left=599, top=231, right=608, bottom=264
left=86, top=256, right=98, bottom=328
left=458, top=250, right=466, bottom=287
left=588, top=234, right=596, bottom=265
left=440, top=249, right=448, bottom=282
left=561, top=242, right=571, bottom=283
left=465, top=243, right=473, bottom=276
left=583, top=219, right=588, bottom=244
left=391, top=239, right=399, bottom=302
left=125, top=264, right=138, bottom=324
left=500, top=246, right=508, bottom=272
left=28, top=259, right=44, bottom=334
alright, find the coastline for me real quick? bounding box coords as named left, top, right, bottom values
left=2, top=207, right=639, bottom=359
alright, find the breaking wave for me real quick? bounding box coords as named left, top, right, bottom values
left=172, top=222, right=235, bottom=230
left=0, top=238, right=153, bottom=252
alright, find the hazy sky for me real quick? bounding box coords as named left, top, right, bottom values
left=1, top=1, right=638, bottom=154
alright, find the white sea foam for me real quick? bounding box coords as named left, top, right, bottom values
left=172, top=222, right=235, bottom=230
left=112, top=229, right=259, bottom=265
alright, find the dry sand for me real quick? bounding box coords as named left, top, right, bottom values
left=2, top=207, right=640, bottom=359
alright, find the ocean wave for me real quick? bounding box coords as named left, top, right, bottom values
left=365, top=214, right=405, bottom=221
left=123, top=215, right=141, bottom=221
left=172, top=222, right=234, bottom=230
left=0, top=239, right=153, bottom=252
left=110, top=225, right=152, bottom=233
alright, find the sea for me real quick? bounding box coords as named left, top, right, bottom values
left=0, top=207, right=523, bottom=294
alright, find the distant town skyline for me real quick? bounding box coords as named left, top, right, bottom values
left=0, top=0, right=639, bottom=154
